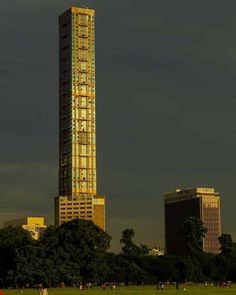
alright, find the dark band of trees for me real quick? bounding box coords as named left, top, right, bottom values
left=0, top=218, right=235, bottom=288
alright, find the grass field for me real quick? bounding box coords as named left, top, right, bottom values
left=3, top=285, right=236, bottom=295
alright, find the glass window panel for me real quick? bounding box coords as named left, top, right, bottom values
left=80, top=62, right=87, bottom=71
left=80, top=109, right=86, bottom=119
left=81, top=157, right=87, bottom=167
left=81, top=145, right=87, bottom=155
left=80, top=85, right=86, bottom=93
left=80, top=97, right=86, bottom=107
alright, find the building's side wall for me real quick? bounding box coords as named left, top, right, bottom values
left=93, top=195, right=105, bottom=230
left=202, top=195, right=221, bottom=253
left=56, top=195, right=93, bottom=225
left=59, top=9, right=72, bottom=196
left=70, top=8, right=97, bottom=197
left=54, top=196, right=60, bottom=226
left=55, top=195, right=105, bottom=230
left=165, top=198, right=201, bottom=255
left=27, top=217, right=45, bottom=226
left=27, top=217, right=47, bottom=240
left=59, top=8, right=96, bottom=197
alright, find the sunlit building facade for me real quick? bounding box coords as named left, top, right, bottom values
left=164, top=187, right=221, bottom=255
left=55, top=7, right=105, bottom=230
left=4, top=217, right=47, bottom=240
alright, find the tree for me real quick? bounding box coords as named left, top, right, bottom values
left=174, top=256, right=196, bottom=282
left=215, top=234, right=236, bottom=281
left=40, top=219, right=111, bottom=285
left=219, top=234, right=235, bottom=257
left=119, top=229, right=151, bottom=284
left=0, top=226, right=37, bottom=287
left=120, top=229, right=137, bottom=256
left=182, top=217, right=207, bottom=255
left=0, top=220, right=111, bottom=287
left=146, top=255, right=177, bottom=283
left=120, top=228, right=148, bottom=257
left=197, top=253, right=216, bottom=281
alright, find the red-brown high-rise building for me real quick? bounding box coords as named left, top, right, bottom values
left=164, top=187, right=221, bottom=255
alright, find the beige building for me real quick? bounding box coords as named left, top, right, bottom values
left=148, top=247, right=164, bottom=256
left=55, top=7, right=105, bottom=230
left=55, top=194, right=105, bottom=230
left=4, top=216, right=47, bottom=240
left=164, top=187, right=221, bottom=255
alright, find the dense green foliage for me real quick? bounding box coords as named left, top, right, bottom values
left=181, top=216, right=207, bottom=255
left=0, top=219, right=236, bottom=287
left=120, top=229, right=148, bottom=257
left=0, top=220, right=110, bottom=287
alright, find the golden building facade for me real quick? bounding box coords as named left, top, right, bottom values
left=4, top=217, right=47, bottom=240
left=55, top=7, right=105, bottom=230
left=55, top=194, right=105, bottom=230
left=164, top=187, right=221, bottom=255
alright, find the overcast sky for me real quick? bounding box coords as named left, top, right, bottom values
left=1, top=0, right=236, bottom=251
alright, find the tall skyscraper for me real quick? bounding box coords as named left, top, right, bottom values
left=164, top=187, right=221, bottom=255
left=55, top=7, right=105, bottom=230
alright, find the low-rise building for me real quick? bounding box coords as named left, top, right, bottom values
left=4, top=216, right=47, bottom=240
left=148, top=247, right=164, bottom=256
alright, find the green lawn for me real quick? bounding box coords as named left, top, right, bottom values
left=3, top=286, right=236, bottom=295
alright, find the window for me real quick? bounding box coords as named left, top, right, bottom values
left=80, top=15, right=88, bottom=25
left=81, top=145, right=87, bottom=155
left=80, top=85, right=86, bottom=93
left=80, top=109, right=86, bottom=119
left=80, top=26, right=87, bottom=36
left=80, top=121, right=86, bottom=131
left=80, top=97, right=86, bottom=107
left=80, top=72, right=87, bottom=82
left=80, top=62, right=87, bottom=71
left=81, top=157, right=87, bottom=167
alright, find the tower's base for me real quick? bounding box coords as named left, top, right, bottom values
left=54, top=194, right=105, bottom=230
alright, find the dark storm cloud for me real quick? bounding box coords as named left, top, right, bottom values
left=1, top=0, right=236, bottom=251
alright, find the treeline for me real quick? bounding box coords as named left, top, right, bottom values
left=0, top=219, right=235, bottom=288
